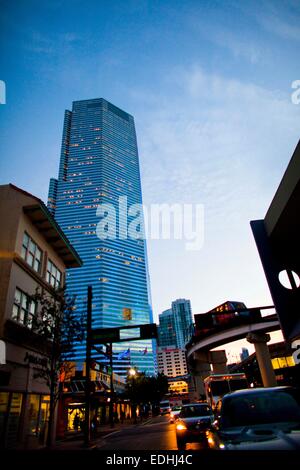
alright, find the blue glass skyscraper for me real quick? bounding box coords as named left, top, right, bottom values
left=158, top=299, right=193, bottom=349
left=48, top=98, right=155, bottom=376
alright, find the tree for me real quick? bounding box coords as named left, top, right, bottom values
left=125, top=371, right=169, bottom=415
left=31, top=287, right=85, bottom=447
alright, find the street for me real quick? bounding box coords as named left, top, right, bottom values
left=96, top=415, right=206, bottom=451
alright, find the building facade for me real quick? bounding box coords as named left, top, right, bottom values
left=157, top=347, right=189, bottom=402
left=157, top=347, right=188, bottom=378
left=158, top=299, right=193, bottom=349
left=158, top=309, right=177, bottom=348
left=48, top=98, right=155, bottom=376
left=0, top=184, right=82, bottom=449
left=240, top=347, right=250, bottom=362
left=230, top=341, right=300, bottom=388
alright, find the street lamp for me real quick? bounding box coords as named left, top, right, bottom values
left=128, top=367, right=138, bottom=423
left=128, top=367, right=137, bottom=377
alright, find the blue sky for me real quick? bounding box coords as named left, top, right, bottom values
left=1, top=0, right=300, bottom=357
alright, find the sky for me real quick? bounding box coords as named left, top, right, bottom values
left=1, top=0, right=299, bottom=359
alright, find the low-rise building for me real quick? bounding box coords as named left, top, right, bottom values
left=0, top=184, right=82, bottom=448
left=230, top=341, right=300, bottom=387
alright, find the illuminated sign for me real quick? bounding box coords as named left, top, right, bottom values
left=122, top=308, right=132, bottom=320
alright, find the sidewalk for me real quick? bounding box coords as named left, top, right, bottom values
left=51, top=416, right=155, bottom=450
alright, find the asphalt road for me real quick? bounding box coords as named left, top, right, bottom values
left=96, top=415, right=206, bottom=451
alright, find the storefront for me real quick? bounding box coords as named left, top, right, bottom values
left=0, top=340, right=51, bottom=448
left=56, top=390, right=132, bottom=438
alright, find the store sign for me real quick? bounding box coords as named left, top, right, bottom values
left=0, top=340, right=6, bottom=364
left=24, top=352, right=48, bottom=368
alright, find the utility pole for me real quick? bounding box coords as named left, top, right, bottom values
left=108, top=343, right=114, bottom=428
left=84, top=285, right=92, bottom=446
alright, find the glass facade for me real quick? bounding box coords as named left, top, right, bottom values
left=158, top=299, right=193, bottom=349
left=48, top=98, right=155, bottom=376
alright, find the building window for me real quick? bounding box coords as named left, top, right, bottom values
left=21, top=232, right=42, bottom=273
left=12, top=288, right=37, bottom=329
left=46, top=260, right=62, bottom=288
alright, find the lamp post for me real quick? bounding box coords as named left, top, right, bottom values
left=107, top=343, right=114, bottom=428
left=128, top=367, right=138, bottom=423
left=84, top=285, right=92, bottom=447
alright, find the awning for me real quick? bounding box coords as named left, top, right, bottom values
left=68, top=380, right=110, bottom=393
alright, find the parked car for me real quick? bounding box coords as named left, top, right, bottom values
left=206, top=386, right=300, bottom=450
left=175, top=403, right=214, bottom=450
left=169, top=405, right=182, bottom=423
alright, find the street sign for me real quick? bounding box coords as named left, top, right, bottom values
left=91, top=323, right=157, bottom=344
left=91, top=328, right=120, bottom=344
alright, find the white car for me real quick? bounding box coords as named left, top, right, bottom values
left=169, top=405, right=182, bottom=423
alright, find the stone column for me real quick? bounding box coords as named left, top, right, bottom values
left=246, top=332, right=277, bottom=387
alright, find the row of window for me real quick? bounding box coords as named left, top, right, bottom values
left=21, top=232, right=62, bottom=288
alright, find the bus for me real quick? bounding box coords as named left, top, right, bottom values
left=204, top=373, right=248, bottom=411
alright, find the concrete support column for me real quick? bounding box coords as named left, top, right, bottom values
left=187, top=350, right=228, bottom=399
left=187, top=351, right=211, bottom=399
left=209, top=350, right=228, bottom=374
left=246, top=332, right=277, bottom=387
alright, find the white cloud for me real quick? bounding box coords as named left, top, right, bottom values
left=131, top=65, right=300, bottom=321
left=258, top=12, right=300, bottom=41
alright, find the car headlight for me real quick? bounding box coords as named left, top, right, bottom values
left=176, top=423, right=187, bottom=431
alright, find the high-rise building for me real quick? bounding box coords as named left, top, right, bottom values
left=240, top=347, right=250, bottom=362
left=158, top=309, right=177, bottom=348
left=158, top=299, right=193, bottom=349
left=48, top=98, right=155, bottom=376
left=157, top=347, right=188, bottom=378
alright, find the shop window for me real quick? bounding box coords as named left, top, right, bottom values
left=5, top=393, right=23, bottom=449
left=38, top=396, right=50, bottom=443
left=0, top=392, right=9, bottom=443
left=28, top=395, right=40, bottom=435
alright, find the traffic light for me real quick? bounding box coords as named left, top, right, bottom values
left=106, top=344, right=112, bottom=357
left=90, top=360, right=97, bottom=370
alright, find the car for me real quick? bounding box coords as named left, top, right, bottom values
left=206, top=386, right=300, bottom=450
left=175, top=403, right=214, bottom=450
left=159, top=400, right=171, bottom=415
left=169, top=405, right=182, bottom=424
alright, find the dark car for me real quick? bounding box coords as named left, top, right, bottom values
left=175, top=403, right=214, bottom=450
left=206, top=386, right=300, bottom=450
